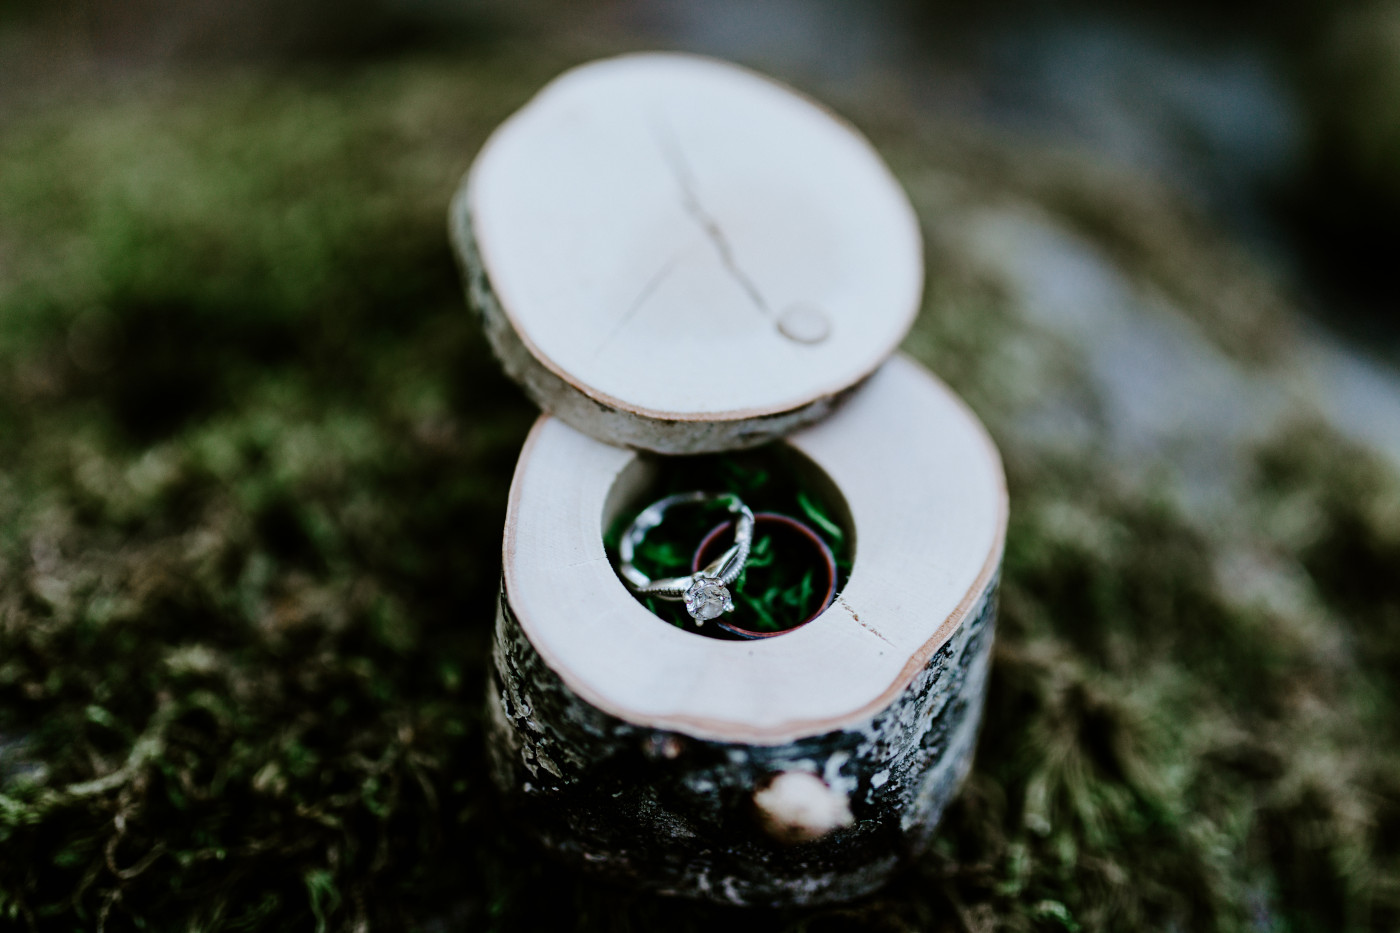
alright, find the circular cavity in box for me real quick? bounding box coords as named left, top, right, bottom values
left=453, top=52, right=924, bottom=453
left=608, top=442, right=855, bottom=639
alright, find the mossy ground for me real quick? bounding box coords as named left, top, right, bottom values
left=1, top=45, right=1398, bottom=933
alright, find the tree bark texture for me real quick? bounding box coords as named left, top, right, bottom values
left=485, top=571, right=999, bottom=906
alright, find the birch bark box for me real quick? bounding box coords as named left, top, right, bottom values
left=450, top=53, right=1008, bottom=906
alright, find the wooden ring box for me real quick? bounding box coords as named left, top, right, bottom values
left=451, top=52, right=1008, bottom=906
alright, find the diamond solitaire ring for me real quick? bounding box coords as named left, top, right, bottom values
left=617, top=491, right=755, bottom=625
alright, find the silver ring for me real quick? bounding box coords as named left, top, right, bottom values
left=618, top=491, right=755, bottom=625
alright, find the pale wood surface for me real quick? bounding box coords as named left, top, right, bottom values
left=501, top=353, right=1006, bottom=743
left=454, top=52, right=923, bottom=452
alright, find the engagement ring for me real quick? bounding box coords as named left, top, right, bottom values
left=618, top=491, right=755, bottom=625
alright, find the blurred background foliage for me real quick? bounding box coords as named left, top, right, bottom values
left=2, top=1, right=1400, bottom=931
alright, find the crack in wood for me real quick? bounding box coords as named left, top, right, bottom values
left=652, top=119, right=771, bottom=317
left=592, top=252, right=684, bottom=357
left=837, top=596, right=895, bottom=648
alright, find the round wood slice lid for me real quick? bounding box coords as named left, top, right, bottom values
left=452, top=52, right=923, bottom=454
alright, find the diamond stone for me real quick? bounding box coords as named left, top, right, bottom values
left=683, top=577, right=732, bottom=624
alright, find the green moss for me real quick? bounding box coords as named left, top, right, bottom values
left=602, top=446, right=851, bottom=636
left=0, top=44, right=1396, bottom=933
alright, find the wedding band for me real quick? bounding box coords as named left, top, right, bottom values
left=692, top=511, right=838, bottom=639
left=618, top=491, right=755, bottom=625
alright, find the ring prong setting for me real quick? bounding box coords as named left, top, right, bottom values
left=684, top=577, right=732, bottom=625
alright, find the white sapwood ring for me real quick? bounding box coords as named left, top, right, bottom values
left=451, top=52, right=923, bottom=453
left=487, top=355, right=1007, bottom=905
